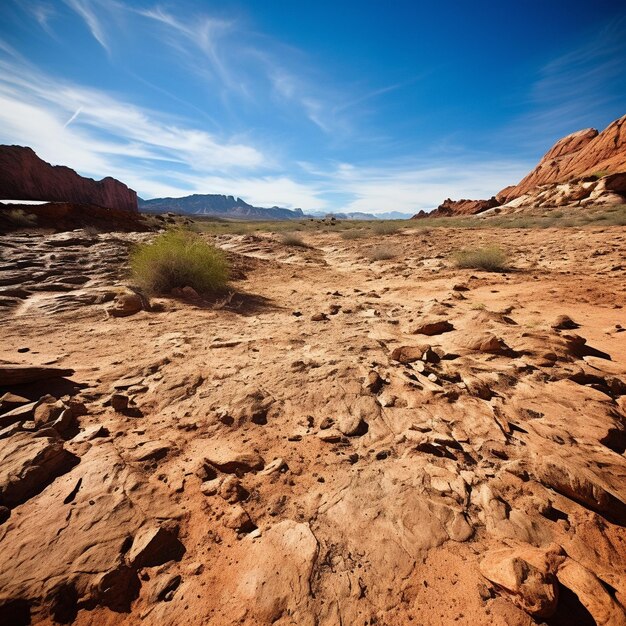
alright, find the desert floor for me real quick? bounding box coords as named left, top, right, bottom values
left=1, top=224, right=625, bottom=626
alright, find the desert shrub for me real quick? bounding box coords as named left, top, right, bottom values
left=5, top=208, right=37, bottom=226
left=281, top=232, right=309, bottom=247
left=453, top=246, right=508, bottom=271
left=83, top=225, right=102, bottom=236
left=341, top=229, right=367, bottom=240
left=130, top=230, right=229, bottom=294
left=372, top=221, right=403, bottom=235
left=366, top=245, right=397, bottom=261
left=599, top=206, right=626, bottom=226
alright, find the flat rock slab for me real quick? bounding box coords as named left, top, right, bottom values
left=0, top=432, right=76, bottom=506
left=0, top=363, right=75, bottom=386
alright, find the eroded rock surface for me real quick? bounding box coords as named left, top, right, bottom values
left=0, top=225, right=624, bottom=625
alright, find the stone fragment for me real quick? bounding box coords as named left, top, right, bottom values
left=127, top=526, right=185, bottom=568
left=479, top=550, right=558, bottom=618
left=223, top=505, right=256, bottom=533
left=412, top=318, right=454, bottom=335
left=204, top=443, right=265, bottom=475
left=0, top=432, right=76, bottom=506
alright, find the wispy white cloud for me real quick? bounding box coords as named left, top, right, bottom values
left=334, top=73, right=427, bottom=114
left=26, top=2, right=57, bottom=37
left=63, top=0, right=110, bottom=53
left=1, top=2, right=539, bottom=214
left=306, top=159, right=530, bottom=214
left=501, top=17, right=626, bottom=151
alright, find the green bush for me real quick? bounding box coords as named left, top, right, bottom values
left=130, top=230, right=229, bottom=294
left=453, top=246, right=508, bottom=271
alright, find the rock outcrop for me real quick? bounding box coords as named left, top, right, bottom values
left=412, top=197, right=499, bottom=219
left=0, top=146, right=138, bottom=212
left=498, top=115, right=626, bottom=203
left=415, top=114, right=626, bottom=218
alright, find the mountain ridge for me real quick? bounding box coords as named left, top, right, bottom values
left=138, top=194, right=304, bottom=220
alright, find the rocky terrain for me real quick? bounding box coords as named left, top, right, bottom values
left=0, top=146, right=138, bottom=212
left=414, top=114, right=626, bottom=218
left=1, top=222, right=625, bottom=625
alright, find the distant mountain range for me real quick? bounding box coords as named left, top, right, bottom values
left=139, top=194, right=413, bottom=220
left=306, top=210, right=414, bottom=220
left=139, top=194, right=304, bottom=220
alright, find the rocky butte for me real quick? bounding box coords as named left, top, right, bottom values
left=0, top=145, right=138, bottom=212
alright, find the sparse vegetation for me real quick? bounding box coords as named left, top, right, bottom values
left=372, top=221, right=403, bottom=235
left=5, top=208, right=37, bottom=227
left=366, top=245, right=397, bottom=261
left=281, top=232, right=309, bottom=247
left=453, top=245, right=508, bottom=271
left=340, top=229, right=367, bottom=240
left=180, top=204, right=626, bottom=236
left=130, top=229, right=229, bottom=295
left=590, top=169, right=610, bottom=179
left=83, top=225, right=102, bottom=236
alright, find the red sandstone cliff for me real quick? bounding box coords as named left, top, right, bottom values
left=0, top=145, right=138, bottom=212
left=497, top=114, right=626, bottom=202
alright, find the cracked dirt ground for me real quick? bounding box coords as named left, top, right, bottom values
left=0, top=225, right=625, bottom=625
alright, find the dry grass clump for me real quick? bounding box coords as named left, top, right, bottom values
left=366, top=245, right=397, bottom=261
left=453, top=246, right=508, bottom=271
left=130, top=230, right=229, bottom=295
left=5, top=208, right=37, bottom=227
left=341, top=229, right=367, bottom=240
left=281, top=232, right=309, bottom=247
left=372, top=221, right=403, bottom=235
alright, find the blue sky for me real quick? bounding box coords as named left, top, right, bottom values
left=0, top=1, right=625, bottom=213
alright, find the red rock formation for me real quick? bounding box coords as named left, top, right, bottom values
left=414, top=114, right=626, bottom=218
left=412, top=197, right=499, bottom=219
left=0, top=145, right=137, bottom=212
left=498, top=114, right=626, bottom=202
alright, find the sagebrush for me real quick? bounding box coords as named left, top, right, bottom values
left=453, top=246, right=508, bottom=271
left=130, top=230, right=229, bottom=294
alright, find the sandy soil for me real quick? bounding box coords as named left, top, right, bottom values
left=1, top=225, right=625, bottom=626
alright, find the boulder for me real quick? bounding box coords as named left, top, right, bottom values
left=390, top=345, right=428, bottom=364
